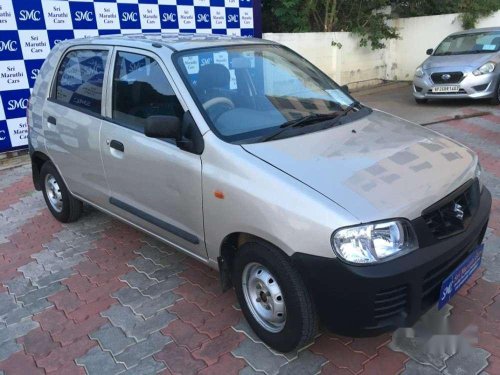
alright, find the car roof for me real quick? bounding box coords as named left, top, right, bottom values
left=63, top=32, right=274, bottom=52
left=449, top=27, right=500, bottom=36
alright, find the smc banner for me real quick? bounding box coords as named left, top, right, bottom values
left=0, top=0, right=259, bottom=153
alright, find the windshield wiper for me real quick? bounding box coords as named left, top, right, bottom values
left=262, top=113, right=341, bottom=142
left=262, top=102, right=363, bottom=142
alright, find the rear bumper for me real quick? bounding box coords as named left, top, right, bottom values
left=291, top=187, right=492, bottom=337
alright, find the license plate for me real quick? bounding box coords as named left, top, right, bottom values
left=432, top=85, right=460, bottom=93
left=438, top=244, right=483, bottom=309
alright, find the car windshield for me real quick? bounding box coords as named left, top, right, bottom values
left=175, top=44, right=368, bottom=143
left=434, top=31, right=500, bottom=56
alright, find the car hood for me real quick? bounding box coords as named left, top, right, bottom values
left=242, top=110, right=476, bottom=222
left=422, top=53, right=496, bottom=70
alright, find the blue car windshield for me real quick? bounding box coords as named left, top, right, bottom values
left=434, top=31, right=500, bottom=56
left=174, top=44, right=365, bottom=143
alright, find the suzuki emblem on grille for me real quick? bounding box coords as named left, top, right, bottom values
left=453, top=202, right=464, bottom=220
left=442, top=74, right=451, bottom=80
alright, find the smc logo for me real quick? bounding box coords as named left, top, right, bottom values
left=162, top=13, right=176, bottom=22
left=19, top=10, right=41, bottom=22
left=122, top=12, right=138, bottom=22
left=75, top=11, right=94, bottom=22
left=197, top=13, right=209, bottom=23
left=31, top=69, right=40, bottom=80
left=201, top=58, right=212, bottom=66
left=7, top=98, right=28, bottom=111
left=0, top=40, right=17, bottom=52
left=228, top=14, right=239, bottom=23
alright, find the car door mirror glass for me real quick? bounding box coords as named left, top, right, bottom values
left=426, top=48, right=434, bottom=55
left=144, top=115, right=181, bottom=139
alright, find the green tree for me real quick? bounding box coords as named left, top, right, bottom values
left=262, top=0, right=500, bottom=50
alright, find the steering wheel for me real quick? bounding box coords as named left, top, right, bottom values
left=203, top=97, right=235, bottom=111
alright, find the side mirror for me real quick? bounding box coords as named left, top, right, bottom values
left=144, top=115, right=181, bottom=140
left=426, top=48, right=433, bottom=55
left=341, top=84, right=350, bottom=94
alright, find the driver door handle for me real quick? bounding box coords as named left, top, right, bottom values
left=109, top=140, right=124, bottom=152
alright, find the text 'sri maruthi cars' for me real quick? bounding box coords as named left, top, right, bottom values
left=28, top=33, right=492, bottom=352
left=413, top=27, right=500, bottom=104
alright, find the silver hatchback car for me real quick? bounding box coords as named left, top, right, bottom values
left=28, top=33, right=491, bottom=352
left=413, top=27, right=500, bottom=104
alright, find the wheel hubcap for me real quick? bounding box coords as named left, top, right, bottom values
left=44, top=174, right=63, bottom=213
left=242, top=262, right=286, bottom=333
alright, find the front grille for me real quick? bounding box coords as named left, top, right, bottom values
left=373, top=285, right=408, bottom=322
left=422, top=180, right=480, bottom=240
left=431, top=71, right=464, bottom=84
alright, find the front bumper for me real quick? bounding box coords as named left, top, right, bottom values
left=413, top=72, right=499, bottom=100
left=291, top=187, right=492, bottom=337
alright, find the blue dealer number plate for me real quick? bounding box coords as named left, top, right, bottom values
left=438, top=244, right=483, bottom=309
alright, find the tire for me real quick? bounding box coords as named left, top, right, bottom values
left=233, top=241, right=317, bottom=352
left=415, top=98, right=428, bottom=104
left=40, top=161, right=82, bottom=223
left=490, top=82, right=500, bottom=105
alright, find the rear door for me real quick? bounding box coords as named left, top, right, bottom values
left=99, top=47, right=206, bottom=259
left=44, top=46, right=111, bottom=207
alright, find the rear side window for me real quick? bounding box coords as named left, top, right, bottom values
left=55, top=49, right=108, bottom=115
left=112, top=51, right=183, bottom=131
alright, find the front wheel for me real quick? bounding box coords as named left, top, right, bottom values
left=490, top=81, right=500, bottom=105
left=40, top=161, right=82, bottom=223
left=233, top=241, right=317, bottom=352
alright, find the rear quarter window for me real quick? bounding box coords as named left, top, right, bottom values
left=54, top=49, right=108, bottom=115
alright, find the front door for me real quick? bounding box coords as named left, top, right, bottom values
left=100, top=48, right=206, bottom=258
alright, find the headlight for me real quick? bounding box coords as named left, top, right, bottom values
left=473, top=62, right=495, bottom=76
left=475, top=161, right=483, bottom=192
left=332, top=220, right=418, bottom=264
left=415, top=66, right=424, bottom=78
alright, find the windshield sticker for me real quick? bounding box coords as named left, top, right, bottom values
left=229, top=69, right=237, bottom=90
left=242, top=51, right=255, bottom=68
left=213, top=51, right=229, bottom=68
left=183, top=56, right=199, bottom=74
left=483, top=44, right=496, bottom=51
left=325, top=89, right=352, bottom=106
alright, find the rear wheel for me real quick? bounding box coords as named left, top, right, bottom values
left=415, top=98, right=428, bottom=104
left=40, top=161, right=82, bottom=223
left=233, top=241, right=317, bottom=352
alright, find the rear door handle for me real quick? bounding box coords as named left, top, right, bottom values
left=109, top=140, right=124, bottom=152
left=47, top=116, right=57, bottom=125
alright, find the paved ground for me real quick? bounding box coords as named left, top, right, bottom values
left=356, top=82, right=496, bottom=125
left=0, top=88, right=499, bottom=374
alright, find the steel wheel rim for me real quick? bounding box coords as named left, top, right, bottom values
left=44, top=174, right=63, bottom=213
left=242, top=262, right=286, bottom=333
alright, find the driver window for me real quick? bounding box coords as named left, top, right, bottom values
left=112, top=51, right=183, bottom=132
